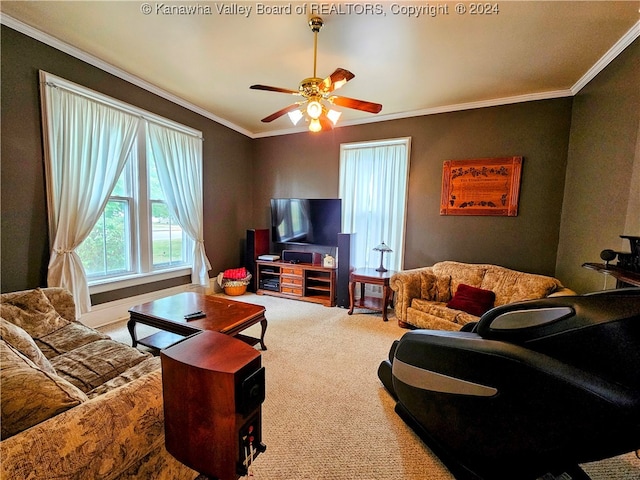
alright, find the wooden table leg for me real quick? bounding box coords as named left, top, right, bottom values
left=259, top=318, right=268, bottom=350
left=127, top=318, right=138, bottom=347
left=348, top=280, right=356, bottom=315
left=382, top=285, right=391, bottom=321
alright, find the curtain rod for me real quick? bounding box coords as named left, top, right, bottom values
left=41, top=72, right=203, bottom=141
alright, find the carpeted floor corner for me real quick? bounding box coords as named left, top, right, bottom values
left=100, top=293, right=640, bottom=479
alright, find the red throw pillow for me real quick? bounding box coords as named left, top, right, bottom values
left=446, top=284, right=495, bottom=317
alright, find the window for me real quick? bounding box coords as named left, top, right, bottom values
left=76, top=135, right=193, bottom=284
left=77, top=164, right=133, bottom=278
left=339, top=138, right=411, bottom=272
left=40, top=71, right=210, bottom=315
left=148, top=158, right=189, bottom=268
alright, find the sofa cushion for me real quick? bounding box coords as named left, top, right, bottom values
left=50, top=339, right=151, bottom=393
left=35, top=321, right=109, bottom=360
left=0, top=288, right=70, bottom=338
left=87, top=356, right=161, bottom=398
left=481, top=269, right=559, bottom=306
left=406, top=302, right=478, bottom=331
left=446, top=283, right=496, bottom=317
left=0, top=340, right=88, bottom=439
left=432, top=261, right=487, bottom=296
left=420, top=272, right=452, bottom=302
left=0, top=318, right=55, bottom=374
left=412, top=299, right=460, bottom=323
left=411, top=299, right=479, bottom=326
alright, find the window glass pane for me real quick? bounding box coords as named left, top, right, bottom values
left=148, top=159, right=163, bottom=200
left=78, top=200, right=130, bottom=277
left=151, top=201, right=185, bottom=267
left=111, top=168, right=127, bottom=197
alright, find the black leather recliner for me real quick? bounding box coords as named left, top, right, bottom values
left=378, top=288, right=640, bottom=480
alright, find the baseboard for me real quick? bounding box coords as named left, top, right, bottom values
left=80, top=281, right=214, bottom=329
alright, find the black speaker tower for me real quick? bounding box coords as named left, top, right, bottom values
left=245, top=229, right=269, bottom=292
left=337, top=233, right=356, bottom=308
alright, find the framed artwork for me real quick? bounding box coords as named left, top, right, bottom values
left=440, top=156, right=523, bottom=216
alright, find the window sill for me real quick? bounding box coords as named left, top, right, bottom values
left=88, top=267, right=192, bottom=295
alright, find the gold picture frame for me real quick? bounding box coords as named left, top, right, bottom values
left=440, top=156, right=523, bottom=216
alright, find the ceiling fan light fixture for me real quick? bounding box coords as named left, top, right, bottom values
left=327, top=108, right=342, bottom=125
left=306, top=100, right=323, bottom=119
left=287, top=109, right=304, bottom=125
left=250, top=16, right=382, bottom=132
left=309, top=118, right=322, bottom=132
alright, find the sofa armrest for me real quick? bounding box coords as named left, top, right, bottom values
left=0, top=369, right=193, bottom=480
left=549, top=286, right=577, bottom=297
left=390, top=267, right=433, bottom=324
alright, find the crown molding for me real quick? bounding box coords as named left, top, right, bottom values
left=2, top=13, right=637, bottom=139
left=571, top=20, right=640, bottom=94
left=0, top=13, right=254, bottom=138
left=251, top=89, right=574, bottom=138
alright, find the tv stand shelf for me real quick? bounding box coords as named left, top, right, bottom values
left=256, top=260, right=336, bottom=307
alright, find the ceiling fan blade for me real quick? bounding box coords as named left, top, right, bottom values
left=319, top=115, right=334, bottom=131
left=330, top=95, right=382, bottom=114
left=320, top=68, right=355, bottom=93
left=250, top=84, right=300, bottom=95
left=260, top=103, right=301, bottom=123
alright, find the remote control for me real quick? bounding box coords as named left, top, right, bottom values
left=184, top=311, right=206, bottom=320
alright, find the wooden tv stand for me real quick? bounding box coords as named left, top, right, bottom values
left=255, top=260, right=336, bottom=307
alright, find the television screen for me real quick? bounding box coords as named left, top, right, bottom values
left=270, top=198, right=342, bottom=247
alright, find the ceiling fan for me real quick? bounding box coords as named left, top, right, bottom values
left=250, top=16, right=382, bottom=132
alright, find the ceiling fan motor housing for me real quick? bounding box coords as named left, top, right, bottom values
left=299, top=77, right=324, bottom=97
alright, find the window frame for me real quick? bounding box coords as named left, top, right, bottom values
left=339, top=137, right=411, bottom=273
left=40, top=71, right=202, bottom=295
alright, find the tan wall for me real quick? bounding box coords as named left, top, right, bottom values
left=556, top=39, right=640, bottom=293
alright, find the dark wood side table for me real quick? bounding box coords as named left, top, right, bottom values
left=348, top=268, right=397, bottom=321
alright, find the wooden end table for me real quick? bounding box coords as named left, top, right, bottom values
left=347, top=268, right=397, bottom=321
left=128, top=292, right=267, bottom=351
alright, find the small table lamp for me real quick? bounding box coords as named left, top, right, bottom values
left=374, top=242, right=393, bottom=272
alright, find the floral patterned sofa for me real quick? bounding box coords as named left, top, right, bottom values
left=0, top=287, right=197, bottom=480
left=391, top=261, right=575, bottom=330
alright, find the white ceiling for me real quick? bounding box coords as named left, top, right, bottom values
left=2, top=1, right=639, bottom=138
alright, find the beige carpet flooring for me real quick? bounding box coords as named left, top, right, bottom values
left=100, top=293, right=640, bottom=480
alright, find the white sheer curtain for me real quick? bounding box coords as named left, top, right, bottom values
left=339, top=138, right=411, bottom=271
left=43, top=85, right=139, bottom=315
left=147, top=122, right=211, bottom=286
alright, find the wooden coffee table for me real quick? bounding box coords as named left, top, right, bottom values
left=128, top=292, right=267, bottom=350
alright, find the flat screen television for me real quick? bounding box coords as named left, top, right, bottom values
left=270, top=198, right=342, bottom=247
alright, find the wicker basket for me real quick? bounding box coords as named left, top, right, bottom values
left=224, top=284, right=247, bottom=296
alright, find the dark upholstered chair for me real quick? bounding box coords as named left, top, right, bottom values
left=378, top=288, right=640, bottom=480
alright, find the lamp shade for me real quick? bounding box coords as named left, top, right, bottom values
left=374, top=242, right=392, bottom=253
left=373, top=242, right=392, bottom=272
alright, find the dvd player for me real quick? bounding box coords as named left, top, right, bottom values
left=258, top=254, right=280, bottom=261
